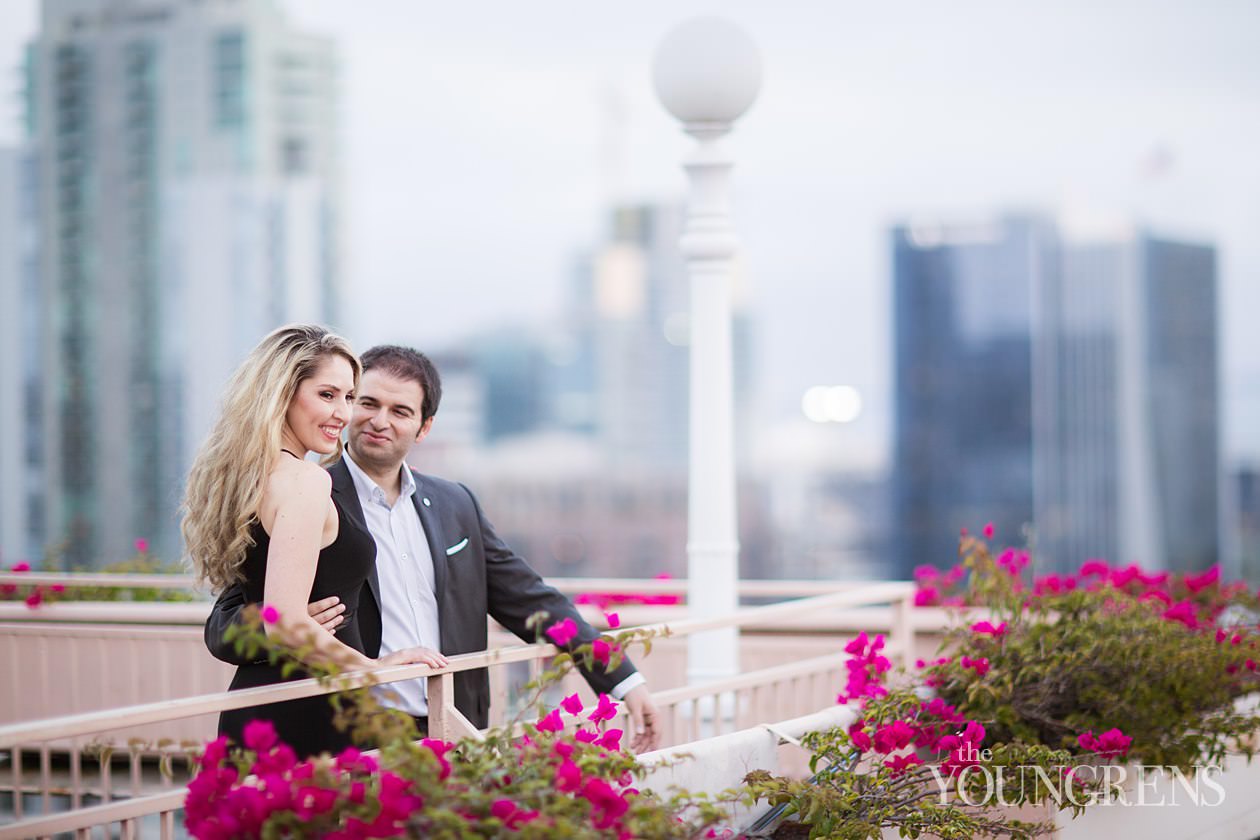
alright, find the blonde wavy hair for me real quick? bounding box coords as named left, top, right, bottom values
left=182, top=324, right=361, bottom=592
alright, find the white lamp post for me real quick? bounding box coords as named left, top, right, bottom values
left=651, top=18, right=762, bottom=691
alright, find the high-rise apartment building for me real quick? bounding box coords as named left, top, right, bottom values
left=26, top=0, right=342, bottom=566
left=0, top=147, right=44, bottom=566
left=892, top=214, right=1219, bottom=576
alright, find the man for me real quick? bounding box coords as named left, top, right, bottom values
left=205, top=345, right=660, bottom=751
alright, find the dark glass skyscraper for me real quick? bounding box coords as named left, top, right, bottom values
left=892, top=215, right=1219, bottom=577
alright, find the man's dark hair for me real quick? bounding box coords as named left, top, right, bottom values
left=360, top=345, right=442, bottom=421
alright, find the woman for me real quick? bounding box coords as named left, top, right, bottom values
left=182, top=324, right=445, bottom=758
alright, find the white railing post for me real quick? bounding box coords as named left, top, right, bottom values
left=891, top=593, right=917, bottom=670
left=651, top=18, right=762, bottom=719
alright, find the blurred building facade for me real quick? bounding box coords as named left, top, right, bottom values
left=0, top=147, right=44, bottom=565
left=24, top=0, right=342, bottom=566
left=1233, top=465, right=1260, bottom=585
left=417, top=201, right=766, bottom=578
left=893, top=214, right=1219, bottom=576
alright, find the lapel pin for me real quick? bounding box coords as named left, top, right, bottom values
left=423, top=497, right=431, bottom=506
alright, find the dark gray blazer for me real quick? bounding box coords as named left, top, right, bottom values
left=203, top=458, right=637, bottom=728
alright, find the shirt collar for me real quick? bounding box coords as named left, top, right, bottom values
left=343, top=451, right=416, bottom=508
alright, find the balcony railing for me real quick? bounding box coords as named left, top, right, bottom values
left=0, top=579, right=919, bottom=840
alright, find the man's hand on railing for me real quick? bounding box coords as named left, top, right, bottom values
left=307, top=595, right=346, bottom=634
left=376, top=646, right=449, bottom=669
left=623, top=684, right=660, bottom=753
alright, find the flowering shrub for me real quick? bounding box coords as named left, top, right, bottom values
left=574, top=573, right=683, bottom=608
left=189, top=608, right=723, bottom=838
left=0, top=561, right=66, bottom=607
left=746, top=632, right=1090, bottom=839
left=1, top=539, right=196, bottom=606
left=747, top=531, right=1260, bottom=838
left=922, top=533, right=1260, bottom=769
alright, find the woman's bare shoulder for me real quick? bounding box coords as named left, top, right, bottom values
left=261, top=456, right=331, bottom=523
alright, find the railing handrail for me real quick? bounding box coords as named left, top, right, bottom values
left=0, top=583, right=913, bottom=748
left=0, top=571, right=882, bottom=596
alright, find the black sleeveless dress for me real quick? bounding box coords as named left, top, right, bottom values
left=217, top=495, right=376, bottom=759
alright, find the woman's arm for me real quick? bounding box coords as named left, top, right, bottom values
left=261, top=462, right=447, bottom=672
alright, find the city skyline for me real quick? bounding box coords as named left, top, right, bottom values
left=3, top=0, right=1255, bottom=471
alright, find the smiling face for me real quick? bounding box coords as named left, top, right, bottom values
left=280, top=353, right=356, bottom=456
left=347, top=368, right=433, bottom=473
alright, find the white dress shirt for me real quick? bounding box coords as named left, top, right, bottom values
left=343, top=452, right=439, bottom=716
left=344, top=453, right=644, bottom=712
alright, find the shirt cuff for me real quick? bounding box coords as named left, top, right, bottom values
left=609, top=671, right=646, bottom=700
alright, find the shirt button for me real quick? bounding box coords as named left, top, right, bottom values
left=402, top=554, right=408, bottom=559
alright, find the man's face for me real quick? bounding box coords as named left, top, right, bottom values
left=347, top=369, right=433, bottom=471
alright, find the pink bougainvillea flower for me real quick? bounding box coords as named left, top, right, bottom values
left=574, top=728, right=599, bottom=744
left=1079, top=559, right=1110, bottom=577
left=1139, top=590, right=1173, bottom=606
left=50, top=583, right=65, bottom=593
left=490, top=797, right=534, bottom=829
left=581, top=777, right=630, bottom=830
left=554, top=758, right=582, bottom=792
left=560, top=693, right=584, bottom=716
left=11, top=561, right=30, bottom=572
left=844, top=632, right=870, bottom=656
left=922, top=697, right=963, bottom=722
left=884, top=753, right=924, bottom=776
left=605, top=611, right=621, bottom=629
left=847, top=721, right=872, bottom=752
left=983, top=522, right=995, bottom=539
left=971, top=620, right=1008, bottom=638
left=591, top=638, right=612, bottom=666
left=595, top=728, right=623, bottom=751
left=996, top=548, right=1029, bottom=575
left=242, top=719, right=278, bottom=752
left=913, top=586, right=940, bottom=607
left=913, top=564, right=939, bottom=584
left=260, top=604, right=280, bottom=625
left=546, top=617, right=578, bottom=646
left=1162, top=600, right=1198, bottom=629
left=872, top=720, right=915, bottom=753
left=1184, top=566, right=1221, bottom=594
left=24, top=589, right=43, bottom=608
left=960, top=655, right=991, bottom=676
left=420, top=738, right=452, bottom=779
left=536, top=709, right=564, bottom=733
left=199, top=735, right=229, bottom=769
left=1078, top=727, right=1132, bottom=759
left=253, top=743, right=297, bottom=777
left=134, top=538, right=149, bottom=554
left=293, top=785, right=337, bottom=820
left=588, top=693, right=618, bottom=723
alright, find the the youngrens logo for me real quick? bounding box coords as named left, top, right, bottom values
left=924, top=740, right=1226, bottom=808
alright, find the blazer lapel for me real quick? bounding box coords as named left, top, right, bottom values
left=411, top=471, right=449, bottom=626
left=329, top=458, right=380, bottom=604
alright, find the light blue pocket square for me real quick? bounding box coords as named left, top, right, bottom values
left=445, top=538, right=469, bottom=556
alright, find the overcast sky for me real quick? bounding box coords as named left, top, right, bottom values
left=3, top=0, right=1258, bottom=466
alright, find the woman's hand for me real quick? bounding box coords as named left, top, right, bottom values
left=377, top=646, right=449, bottom=669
